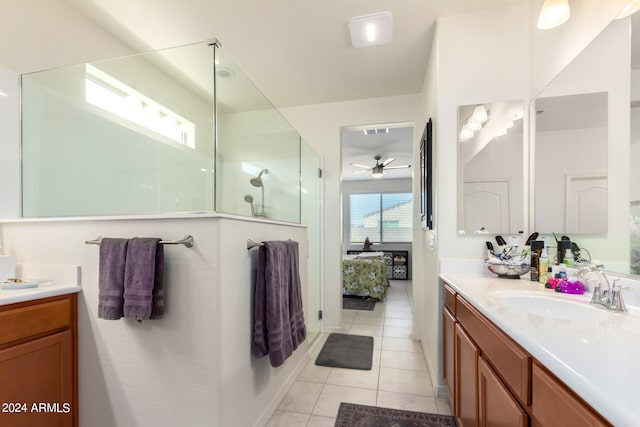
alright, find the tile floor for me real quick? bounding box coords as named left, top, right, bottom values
left=266, top=280, right=452, bottom=427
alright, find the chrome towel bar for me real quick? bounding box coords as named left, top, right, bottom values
left=86, top=235, right=194, bottom=248
left=247, top=239, right=264, bottom=250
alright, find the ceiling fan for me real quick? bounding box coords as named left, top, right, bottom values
left=351, top=155, right=411, bottom=178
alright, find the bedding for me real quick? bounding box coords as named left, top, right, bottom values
left=342, top=254, right=388, bottom=300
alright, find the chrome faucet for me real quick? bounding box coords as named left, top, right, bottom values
left=577, top=265, right=626, bottom=312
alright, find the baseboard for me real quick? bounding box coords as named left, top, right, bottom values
left=252, top=342, right=313, bottom=427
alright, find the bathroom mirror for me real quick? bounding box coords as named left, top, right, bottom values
left=457, top=100, right=525, bottom=235
left=530, top=12, right=632, bottom=274
left=533, top=91, right=609, bottom=234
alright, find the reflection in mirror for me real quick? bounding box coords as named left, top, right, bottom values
left=457, top=100, right=524, bottom=235
left=534, top=92, right=608, bottom=234
left=530, top=12, right=631, bottom=274
left=630, top=13, right=640, bottom=274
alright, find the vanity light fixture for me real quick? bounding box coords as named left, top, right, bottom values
left=616, top=0, right=640, bottom=19
left=459, top=126, right=474, bottom=141
left=467, top=120, right=482, bottom=131
left=348, top=12, right=393, bottom=48
left=472, top=105, right=488, bottom=123
left=505, top=121, right=514, bottom=129
left=495, top=128, right=508, bottom=137
left=537, top=0, right=570, bottom=30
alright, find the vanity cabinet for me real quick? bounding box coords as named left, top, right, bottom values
left=442, top=282, right=610, bottom=427
left=0, top=294, right=78, bottom=427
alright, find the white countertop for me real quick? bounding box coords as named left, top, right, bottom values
left=441, top=273, right=640, bottom=426
left=0, top=281, right=81, bottom=306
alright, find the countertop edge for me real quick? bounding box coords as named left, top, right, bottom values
left=0, top=285, right=82, bottom=306
left=440, top=273, right=629, bottom=426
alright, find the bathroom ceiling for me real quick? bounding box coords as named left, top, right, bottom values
left=342, top=126, right=414, bottom=181
left=0, top=0, right=522, bottom=108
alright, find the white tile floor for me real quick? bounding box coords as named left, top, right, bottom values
left=266, top=280, right=452, bottom=427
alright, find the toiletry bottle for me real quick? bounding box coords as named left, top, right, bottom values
left=538, top=247, right=549, bottom=284
left=530, top=241, right=544, bottom=282
left=558, top=264, right=567, bottom=279
left=563, top=249, right=574, bottom=267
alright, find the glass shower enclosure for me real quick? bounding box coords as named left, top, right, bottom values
left=20, top=40, right=322, bottom=341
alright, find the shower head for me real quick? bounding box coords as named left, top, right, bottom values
left=250, top=169, right=268, bottom=187
left=244, top=194, right=255, bottom=215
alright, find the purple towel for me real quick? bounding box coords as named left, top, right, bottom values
left=253, top=240, right=306, bottom=367
left=98, top=238, right=129, bottom=320
left=123, top=237, right=165, bottom=321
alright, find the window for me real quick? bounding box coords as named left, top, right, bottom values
left=85, top=64, right=195, bottom=148
left=349, top=192, right=413, bottom=243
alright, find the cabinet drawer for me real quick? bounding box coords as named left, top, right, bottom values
left=456, top=296, right=530, bottom=406
left=0, top=297, right=72, bottom=346
left=443, top=283, right=456, bottom=315
left=532, top=362, right=611, bottom=427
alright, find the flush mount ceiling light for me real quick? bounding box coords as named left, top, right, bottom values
left=348, top=11, right=393, bottom=48
left=616, top=0, right=640, bottom=19
left=538, top=0, right=570, bottom=30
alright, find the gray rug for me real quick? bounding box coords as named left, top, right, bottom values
left=315, top=333, right=373, bottom=370
left=343, top=297, right=376, bottom=311
left=335, top=402, right=457, bottom=427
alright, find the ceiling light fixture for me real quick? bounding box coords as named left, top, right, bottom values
left=348, top=12, right=393, bottom=48
left=372, top=165, right=384, bottom=178
left=616, top=0, right=640, bottom=19
left=537, top=0, right=571, bottom=30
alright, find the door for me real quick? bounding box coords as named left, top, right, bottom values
left=478, top=357, right=527, bottom=427
left=455, top=323, right=479, bottom=427
left=463, top=181, right=510, bottom=234
left=565, top=175, right=607, bottom=234
left=0, top=330, right=73, bottom=427
left=300, top=140, right=322, bottom=343
left=443, top=307, right=456, bottom=410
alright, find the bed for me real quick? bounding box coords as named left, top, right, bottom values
left=342, top=252, right=388, bottom=300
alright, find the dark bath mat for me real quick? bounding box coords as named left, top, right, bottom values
left=343, top=296, right=376, bottom=311
left=335, top=402, right=457, bottom=427
left=315, top=333, right=373, bottom=370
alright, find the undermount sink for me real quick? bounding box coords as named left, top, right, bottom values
left=490, top=293, right=611, bottom=322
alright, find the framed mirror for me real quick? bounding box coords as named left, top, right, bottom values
left=457, top=100, right=525, bottom=235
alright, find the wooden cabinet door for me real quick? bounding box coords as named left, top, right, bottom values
left=532, top=362, right=611, bottom=427
left=478, top=356, right=527, bottom=427
left=442, top=307, right=456, bottom=408
left=0, top=330, right=73, bottom=427
left=455, top=323, right=478, bottom=427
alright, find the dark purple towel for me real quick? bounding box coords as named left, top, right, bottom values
left=253, top=240, right=306, bottom=367
left=123, top=237, right=165, bottom=321
left=98, top=238, right=129, bottom=320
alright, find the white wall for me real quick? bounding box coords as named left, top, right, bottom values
left=280, top=94, right=422, bottom=331
left=1, top=216, right=309, bottom=427
left=0, top=67, right=20, bottom=219
left=421, top=2, right=530, bottom=396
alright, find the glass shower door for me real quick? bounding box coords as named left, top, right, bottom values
left=300, top=139, right=322, bottom=343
